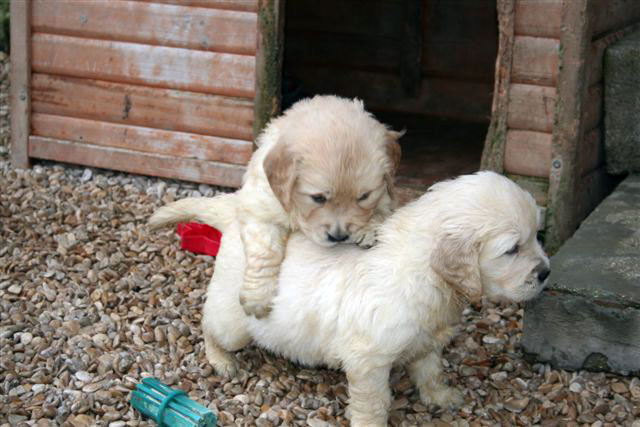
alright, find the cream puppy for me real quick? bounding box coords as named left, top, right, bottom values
left=150, top=171, right=550, bottom=426
left=149, top=95, right=402, bottom=318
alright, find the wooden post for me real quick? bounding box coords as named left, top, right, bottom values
left=253, top=0, right=284, bottom=142
left=545, top=0, right=593, bottom=252
left=480, top=0, right=515, bottom=172
left=10, top=0, right=31, bottom=168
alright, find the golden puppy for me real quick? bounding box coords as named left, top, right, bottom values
left=150, top=171, right=550, bottom=426
left=149, top=95, right=402, bottom=318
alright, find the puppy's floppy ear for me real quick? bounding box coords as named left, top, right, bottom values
left=383, top=129, right=404, bottom=200
left=431, top=231, right=482, bottom=301
left=263, top=140, right=297, bottom=212
left=385, top=130, right=404, bottom=175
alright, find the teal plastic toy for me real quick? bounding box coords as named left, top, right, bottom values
left=130, top=377, right=217, bottom=427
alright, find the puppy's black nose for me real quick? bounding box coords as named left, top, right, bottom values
left=538, top=268, right=550, bottom=282
left=327, top=231, right=349, bottom=242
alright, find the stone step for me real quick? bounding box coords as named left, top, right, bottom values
left=605, top=29, right=640, bottom=174
left=522, top=175, right=640, bottom=374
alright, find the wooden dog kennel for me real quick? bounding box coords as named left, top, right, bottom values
left=10, top=0, right=640, bottom=250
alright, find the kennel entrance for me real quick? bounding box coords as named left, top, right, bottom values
left=282, top=0, right=497, bottom=192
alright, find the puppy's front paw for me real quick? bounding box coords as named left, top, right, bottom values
left=420, top=385, right=463, bottom=410
left=352, top=227, right=378, bottom=249
left=239, top=281, right=276, bottom=319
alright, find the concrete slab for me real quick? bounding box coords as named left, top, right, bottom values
left=605, top=30, right=640, bottom=174
left=522, top=175, right=640, bottom=374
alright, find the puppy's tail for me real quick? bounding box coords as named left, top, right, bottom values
left=148, top=193, right=236, bottom=233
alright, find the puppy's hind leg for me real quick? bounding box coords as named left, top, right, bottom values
left=408, top=351, right=463, bottom=409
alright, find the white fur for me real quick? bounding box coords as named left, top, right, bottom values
left=150, top=95, right=401, bottom=319
left=153, top=172, right=550, bottom=426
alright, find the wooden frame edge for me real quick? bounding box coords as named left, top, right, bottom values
left=480, top=0, right=515, bottom=173
left=252, top=0, right=285, bottom=143
left=546, top=0, right=593, bottom=252
left=9, top=0, right=32, bottom=168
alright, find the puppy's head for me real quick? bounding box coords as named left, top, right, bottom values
left=263, top=95, right=402, bottom=247
left=429, top=172, right=549, bottom=302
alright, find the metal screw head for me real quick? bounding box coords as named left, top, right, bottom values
left=553, top=159, right=561, bottom=169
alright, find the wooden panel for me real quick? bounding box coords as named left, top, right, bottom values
left=32, top=0, right=257, bottom=55
left=512, top=36, right=559, bottom=86
left=514, top=0, right=562, bottom=38
left=29, top=137, right=246, bottom=188
left=591, top=0, right=640, bottom=39
left=285, top=0, right=402, bottom=38
left=286, top=66, right=493, bottom=122
left=31, top=74, right=254, bottom=141
left=504, top=130, right=552, bottom=178
left=9, top=0, right=31, bottom=168
left=481, top=0, right=515, bottom=172
left=507, top=83, right=556, bottom=133
left=578, top=127, right=603, bottom=176
left=32, top=114, right=253, bottom=165
left=32, top=33, right=255, bottom=98
left=134, top=0, right=258, bottom=12
left=254, top=0, right=284, bottom=137
left=506, top=174, right=549, bottom=207
left=422, top=0, right=498, bottom=81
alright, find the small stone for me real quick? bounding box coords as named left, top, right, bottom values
left=92, top=333, right=110, bottom=348
left=81, top=168, right=93, bottom=182
left=482, top=335, right=504, bottom=345
left=75, top=371, right=93, bottom=382
left=7, top=284, right=22, bottom=294
left=490, top=371, right=508, bottom=382
left=234, top=394, right=250, bottom=404
left=504, top=397, right=530, bottom=413
left=611, top=382, right=628, bottom=394
left=569, top=381, right=583, bottom=393
left=20, top=332, right=33, bottom=345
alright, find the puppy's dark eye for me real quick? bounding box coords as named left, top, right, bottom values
left=311, top=194, right=327, bottom=204
left=358, top=192, right=370, bottom=202
left=506, top=244, right=519, bottom=256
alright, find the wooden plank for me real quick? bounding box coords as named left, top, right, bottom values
left=506, top=173, right=549, bottom=207
left=32, top=33, right=255, bottom=98
left=504, top=130, right=552, bottom=178
left=577, top=127, right=603, bottom=176
left=9, top=0, right=31, bottom=168
left=28, top=137, right=246, bottom=188
left=31, top=74, right=254, bottom=141
left=253, top=0, right=284, bottom=137
left=134, top=0, right=258, bottom=12
left=31, top=114, right=253, bottom=165
left=591, top=0, right=640, bottom=39
left=481, top=0, right=515, bottom=172
left=32, top=0, right=257, bottom=55
left=422, top=0, right=498, bottom=82
left=546, top=0, right=593, bottom=253
left=512, top=36, right=559, bottom=86
left=514, top=0, right=562, bottom=38
left=507, top=83, right=556, bottom=133
left=285, top=66, right=494, bottom=122
left=285, top=0, right=402, bottom=39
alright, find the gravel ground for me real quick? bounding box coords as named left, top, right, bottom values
left=2, top=53, right=640, bottom=427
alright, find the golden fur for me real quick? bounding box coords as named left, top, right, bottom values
left=150, top=172, right=550, bottom=426
left=150, top=95, right=402, bottom=318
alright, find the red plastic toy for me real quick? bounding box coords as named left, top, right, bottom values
left=176, top=223, right=222, bottom=257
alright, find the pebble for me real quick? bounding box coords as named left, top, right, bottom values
left=0, top=80, right=637, bottom=426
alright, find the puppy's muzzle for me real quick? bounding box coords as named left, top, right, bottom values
left=534, top=262, right=550, bottom=284
left=327, top=229, right=349, bottom=243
